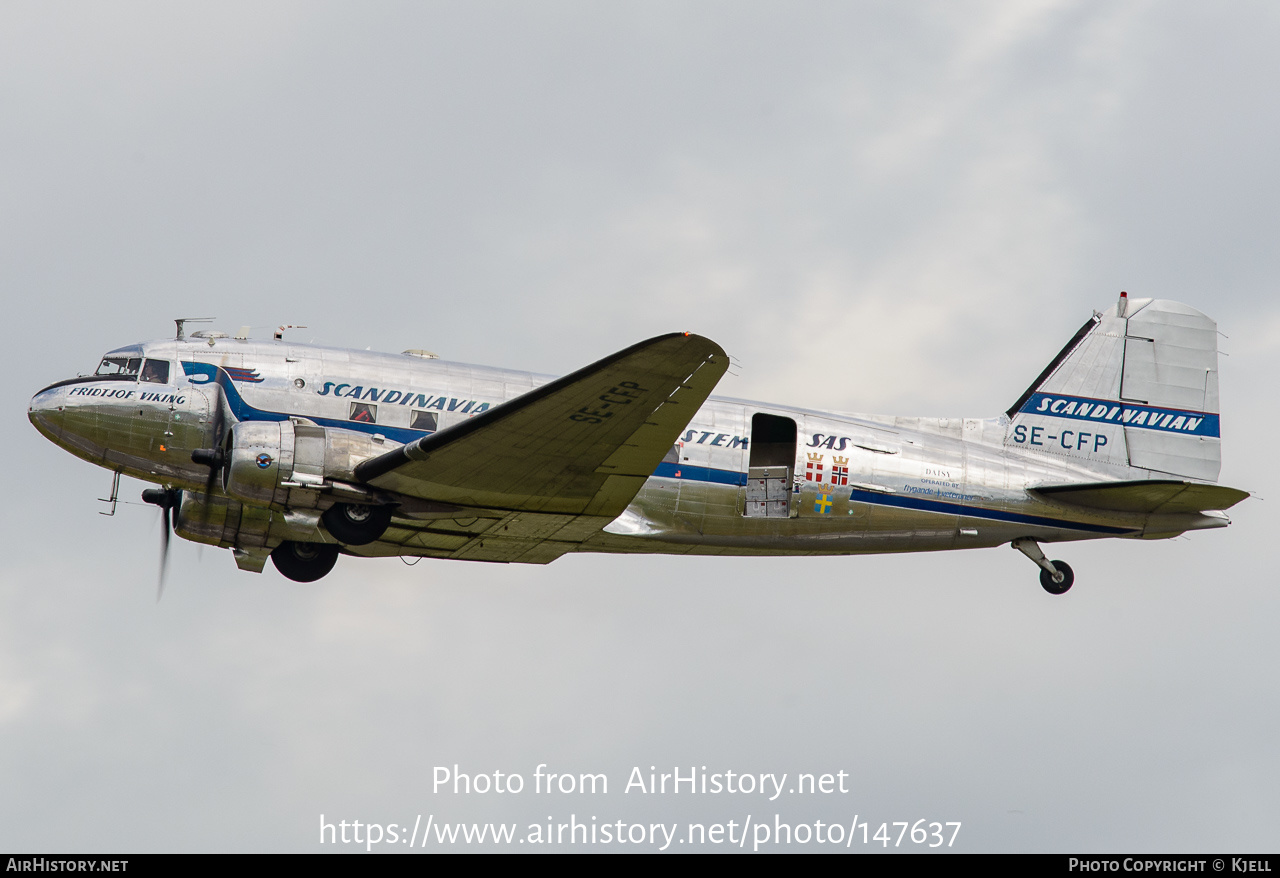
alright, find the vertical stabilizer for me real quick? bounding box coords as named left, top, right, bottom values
left=1006, top=297, right=1221, bottom=481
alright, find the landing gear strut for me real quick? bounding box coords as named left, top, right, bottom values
left=1012, top=538, right=1074, bottom=595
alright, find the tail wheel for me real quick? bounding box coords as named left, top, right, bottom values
left=271, top=541, right=339, bottom=582
left=321, top=502, right=393, bottom=546
left=1040, top=561, right=1074, bottom=595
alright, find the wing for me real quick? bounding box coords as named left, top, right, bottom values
left=1032, top=479, right=1249, bottom=514
left=353, top=333, right=727, bottom=560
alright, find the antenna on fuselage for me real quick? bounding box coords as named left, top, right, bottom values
left=274, top=324, right=307, bottom=340
left=175, top=317, right=214, bottom=341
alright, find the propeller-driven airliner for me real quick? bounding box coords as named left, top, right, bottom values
left=29, top=294, right=1247, bottom=594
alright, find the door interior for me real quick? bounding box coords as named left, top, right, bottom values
left=744, top=413, right=797, bottom=518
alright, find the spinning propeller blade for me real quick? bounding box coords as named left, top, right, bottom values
left=142, top=488, right=181, bottom=602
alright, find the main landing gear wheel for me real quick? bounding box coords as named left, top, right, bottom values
left=272, top=541, right=340, bottom=582
left=1039, top=560, right=1074, bottom=595
left=321, top=502, right=392, bottom=546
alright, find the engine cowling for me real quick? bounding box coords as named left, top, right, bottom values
left=221, top=420, right=395, bottom=507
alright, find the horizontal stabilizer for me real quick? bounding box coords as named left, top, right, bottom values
left=1032, top=479, right=1249, bottom=514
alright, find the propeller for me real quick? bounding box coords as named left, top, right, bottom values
left=191, top=444, right=226, bottom=495
left=191, top=380, right=230, bottom=519
left=141, top=487, right=182, bottom=601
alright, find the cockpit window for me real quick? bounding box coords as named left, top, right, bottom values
left=140, top=359, right=170, bottom=384
left=96, top=356, right=141, bottom=377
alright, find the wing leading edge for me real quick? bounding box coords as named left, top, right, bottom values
left=356, top=333, right=728, bottom=538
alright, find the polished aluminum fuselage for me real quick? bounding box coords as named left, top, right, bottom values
left=29, top=335, right=1215, bottom=563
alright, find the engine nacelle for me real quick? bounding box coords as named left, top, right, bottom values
left=221, top=420, right=396, bottom=508
left=173, top=490, right=327, bottom=551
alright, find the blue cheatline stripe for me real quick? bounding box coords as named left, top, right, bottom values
left=651, top=461, right=748, bottom=486
left=654, top=464, right=1135, bottom=534
left=846, top=488, right=1136, bottom=535
left=648, top=464, right=1133, bottom=534
left=1018, top=392, right=1219, bottom=437
left=182, top=362, right=432, bottom=445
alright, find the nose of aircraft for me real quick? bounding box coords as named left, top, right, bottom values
left=28, top=385, right=66, bottom=441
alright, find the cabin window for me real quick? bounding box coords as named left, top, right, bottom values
left=410, top=410, right=438, bottom=431
left=140, top=359, right=170, bottom=384
left=349, top=402, right=377, bottom=423
left=96, top=357, right=141, bottom=378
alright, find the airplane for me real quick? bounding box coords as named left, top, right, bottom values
left=27, top=293, right=1248, bottom=594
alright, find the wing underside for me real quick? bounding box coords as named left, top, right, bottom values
left=353, top=333, right=728, bottom=563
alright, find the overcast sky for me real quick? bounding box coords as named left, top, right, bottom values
left=3, top=0, right=1279, bottom=853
